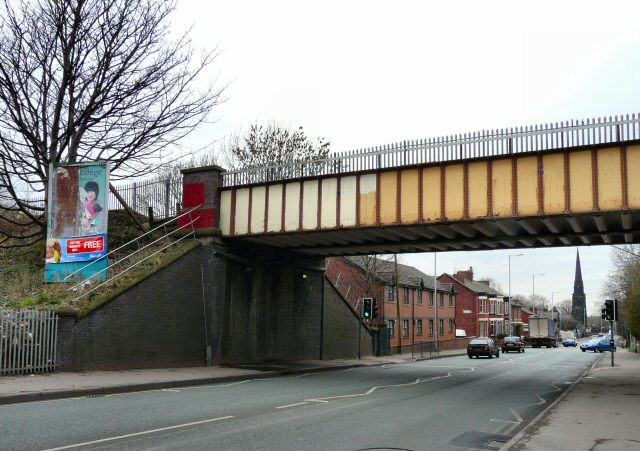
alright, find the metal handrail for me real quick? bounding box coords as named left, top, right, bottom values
left=222, top=113, right=640, bottom=187
left=66, top=216, right=199, bottom=292
left=63, top=204, right=202, bottom=282
left=69, top=224, right=199, bottom=304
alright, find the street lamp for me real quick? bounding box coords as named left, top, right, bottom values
left=551, top=291, right=560, bottom=329
left=532, top=273, right=545, bottom=315
left=508, top=253, right=524, bottom=336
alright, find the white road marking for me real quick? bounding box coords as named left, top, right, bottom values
left=161, top=389, right=180, bottom=392
left=302, top=367, right=476, bottom=403
left=503, top=383, right=561, bottom=434
left=490, top=418, right=520, bottom=424
left=276, top=402, right=308, bottom=409
left=42, top=415, right=234, bottom=450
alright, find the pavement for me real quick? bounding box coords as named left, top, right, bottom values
left=504, top=348, right=640, bottom=451
left=0, top=348, right=465, bottom=406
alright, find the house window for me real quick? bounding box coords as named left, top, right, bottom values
left=439, top=319, right=444, bottom=335
left=387, top=285, right=394, bottom=302
left=480, top=299, right=487, bottom=313
left=449, top=294, right=455, bottom=307
left=449, top=319, right=454, bottom=334
left=429, top=319, right=434, bottom=336
left=438, top=292, right=444, bottom=308
left=490, top=299, right=495, bottom=314
left=429, top=291, right=434, bottom=307
left=417, top=290, right=423, bottom=305
left=402, top=320, right=409, bottom=338
left=388, top=320, right=395, bottom=337
left=417, top=319, right=423, bottom=335
left=403, top=287, right=410, bottom=305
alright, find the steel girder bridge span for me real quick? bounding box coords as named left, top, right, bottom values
left=218, top=115, right=640, bottom=256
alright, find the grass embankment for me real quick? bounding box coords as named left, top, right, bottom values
left=0, top=210, right=201, bottom=315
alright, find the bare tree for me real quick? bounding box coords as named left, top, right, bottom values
left=477, top=277, right=504, bottom=294
left=603, top=245, right=640, bottom=301
left=603, top=245, right=640, bottom=339
left=221, top=123, right=330, bottom=182
left=0, top=0, right=224, bottom=246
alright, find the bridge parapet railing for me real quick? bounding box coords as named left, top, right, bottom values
left=221, top=114, right=640, bottom=187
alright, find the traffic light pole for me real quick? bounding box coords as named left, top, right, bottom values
left=358, top=319, right=361, bottom=360
left=610, top=319, right=614, bottom=367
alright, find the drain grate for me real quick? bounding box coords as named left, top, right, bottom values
left=449, top=431, right=513, bottom=450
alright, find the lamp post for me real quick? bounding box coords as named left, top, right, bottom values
left=551, top=291, right=560, bottom=338
left=551, top=291, right=560, bottom=321
left=508, top=253, right=524, bottom=336
left=532, top=273, right=545, bottom=315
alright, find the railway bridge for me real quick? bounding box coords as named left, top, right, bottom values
left=189, top=114, right=640, bottom=255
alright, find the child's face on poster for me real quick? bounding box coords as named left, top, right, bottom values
left=86, top=190, right=97, bottom=201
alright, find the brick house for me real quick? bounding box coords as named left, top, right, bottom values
left=438, top=267, right=507, bottom=338
left=520, top=306, right=533, bottom=337
left=326, top=256, right=457, bottom=351
left=510, top=302, right=525, bottom=337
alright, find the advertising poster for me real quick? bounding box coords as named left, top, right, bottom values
left=45, top=161, right=110, bottom=282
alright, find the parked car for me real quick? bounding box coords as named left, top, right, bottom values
left=563, top=338, right=577, bottom=347
left=467, top=338, right=500, bottom=359
left=501, top=336, right=525, bottom=353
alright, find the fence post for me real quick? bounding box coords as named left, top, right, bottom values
left=132, top=182, right=137, bottom=212
left=165, top=179, right=171, bottom=218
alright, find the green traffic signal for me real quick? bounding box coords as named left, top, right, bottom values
left=604, top=299, right=615, bottom=321
left=362, top=298, right=372, bottom=318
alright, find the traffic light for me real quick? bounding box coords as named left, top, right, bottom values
left=604, top=299, right=615, bottom=321
left=601, top=306, right=607, bottom=320
left=362, top=297, right=373, bottom=319
left=372, top=298, right=379, bottom=319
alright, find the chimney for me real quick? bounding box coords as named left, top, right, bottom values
left=453, top=267, right=474, bottom=282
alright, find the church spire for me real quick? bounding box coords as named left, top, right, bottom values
left=571, top=248, right=587, bottom=326
left=573, top=249, right=584, bottom=295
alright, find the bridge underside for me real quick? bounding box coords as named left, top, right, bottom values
left=226, top=210, right=640, bottom=256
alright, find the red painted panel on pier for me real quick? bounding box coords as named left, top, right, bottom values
left=178, top=207, right=215, bottom=229
left=183, top=183, right=205, bottom=208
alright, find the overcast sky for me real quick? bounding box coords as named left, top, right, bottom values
left=171, top=0, right=640, bottom=313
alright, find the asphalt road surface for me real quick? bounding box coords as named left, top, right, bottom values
left=0, top=347, right=600, bottom=451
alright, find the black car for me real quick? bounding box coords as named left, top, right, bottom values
left=467, top=338, right=500, bottom=359
left=501, top=336, right=525, bottom=353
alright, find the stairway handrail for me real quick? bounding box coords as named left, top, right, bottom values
left=63, top=204, right=202, bottom=282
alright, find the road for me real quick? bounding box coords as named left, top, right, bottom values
left=0, top=347, right=599, bottom=451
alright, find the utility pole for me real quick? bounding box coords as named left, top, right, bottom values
left=395, top=254, right=401, bottom=354
left=434, top=252, right=439, bottom=355
left=357, top=298, right=362, bottom=360
left=508, top=254, right=524, bottom=336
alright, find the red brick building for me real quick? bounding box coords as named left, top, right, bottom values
left=519, top=306, right=533, bottom=337
left=326, top=256, right=457, bottom=351
left=439, top=267, right=508, bottom=339
left=508, top=302, right=525, bottom=337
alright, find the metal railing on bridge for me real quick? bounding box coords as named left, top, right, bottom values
left=222, top=113, right=640, bottom=187
left=30, top=177, right=182, bottom=220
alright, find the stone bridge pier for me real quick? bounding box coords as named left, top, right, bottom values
left=180, top=165, right=326, bottom=364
